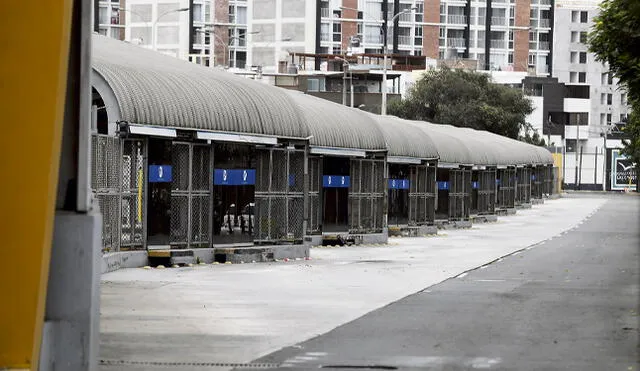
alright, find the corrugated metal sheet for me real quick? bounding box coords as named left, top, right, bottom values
left=284, top=91, right=387, bottom=150
left=369, top=115, right=439, bottom=159
left=406, top=122, right=474, bottom=165
left=92, top=34, right=310, bottom=139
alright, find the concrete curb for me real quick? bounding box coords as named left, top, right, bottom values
left=102, top=251, right=148, bottom=273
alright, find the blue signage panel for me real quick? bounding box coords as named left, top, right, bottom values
left=437, top=181, right=449, bottom=190
left=214, top=169, right=256, bottom=186
left=388, top=179, right=410, bottom=190
left=531, top=174, right=536, bottom=181
left=496, top=179, right=501, bottom=185
left=149, top=165, right=172, bottom=183
left=289, top=174, right=296, bottom=187
left=472, top=181, right=479, bottom=189
left=323, top=175, right=350, bottom=188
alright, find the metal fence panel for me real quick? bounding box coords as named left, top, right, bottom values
left=92, top=135, right=122, bottom=252
left=349, top=158, right=385, bottom=233
left=121, top=139, right=146, bottom=249
left=408, top=164, right=436, bottom=225
left=255, top=147, right=306, bottom=242
left=308, top=156, right=322, bottom=234
left=448, top=169, right=470, bottom=220
left=497, top=168, right=516, bottom=209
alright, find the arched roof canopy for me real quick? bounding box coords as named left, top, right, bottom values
left=92, top=34, right=310, bottom=139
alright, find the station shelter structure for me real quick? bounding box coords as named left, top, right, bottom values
left=91, top=35, right=556, bottom=259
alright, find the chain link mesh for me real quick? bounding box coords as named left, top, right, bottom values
left=92, top=135, right=122, bottom=252
left=349, top=159, right=385, bottom=233
left=170, top=195, right=189, bottom=246
left=308, top=157, right=322, bottom=233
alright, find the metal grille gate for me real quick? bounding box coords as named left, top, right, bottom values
left=308, top=156, right=322, bottom=234
left=92, top=135, right=122, bottom=252
left=255, top=148, right=305, bottom=242
left=531, top=166, right=544, bottom=199
left=408, top=164, right=436, bottom=225
left=349, top=158, right=385, bottom=233
left=477, top=169, right=496, bottom=214
left=516, top=167, right=532, bottom=205
left=120, top=139, right=146, bottom=249
left=544, top=166, right=554, bottom=195
left=497, top=168, right=516, bottom=209
left=449, top=169, right=471, bottom=220
left=170, top=142, right=211, bottom=248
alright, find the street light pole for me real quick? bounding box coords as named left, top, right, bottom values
left=334, top=56, right=353, bottom=107
left=151, top=7, right=189, bottom=51
left=382, top=9, right=412, bottom=115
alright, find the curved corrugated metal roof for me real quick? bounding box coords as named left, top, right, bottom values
left=369, top=115, right=439, bottom=159
left=284, top=91, right=387, bottom=150
left=405, top=122, right=474, bottom=165
left=92, top=34, right=310, bottom=139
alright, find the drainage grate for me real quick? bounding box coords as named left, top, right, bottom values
left=320, top=365, right=398, bottom=370
left=100, top=359, right=281, bottom=368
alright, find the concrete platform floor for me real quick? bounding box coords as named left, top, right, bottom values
left=100, top=195, right=608, bottom=370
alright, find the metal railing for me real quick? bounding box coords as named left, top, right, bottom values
left=447, top=14, right=467, bottom=24
left=398, top=35, right=412, bottom=45
left=538, top=18, right=550, bottom=28
left=477, top=16, right=485, bottom=25
left=320, top=32, right=330, bottom=41
left=366, top=34, right=383, bottom=43
left=491, top=16, right=507, bottom=26
left=447, top=38, right=466, bottom=48
left=539, top=41, right=550, bottom=50
left=321, top=8, right=330, bottom=18
left=490, top=39, right=506, bottom=48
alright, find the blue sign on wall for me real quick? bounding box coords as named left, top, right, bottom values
left=289, top=174, right=296, bottom=187
left=149, top=165, right=172, bottom=183
left=214, top=169, right=256, bottom=186
left=496, top=179, right=501, bottom=185
left=323, top=175, right=350, bottom=188
left=472, top=181, right=479, bottom=189
left=437, top=181, right=449, bottom=190
left=388, top=179, right=410, bottom=190
left=531, top=174, right=536, bottom=181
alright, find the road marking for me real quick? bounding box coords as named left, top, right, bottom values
left=306, top=352, right=328, bottom=356
left=474, top=279, right=506, bottom=282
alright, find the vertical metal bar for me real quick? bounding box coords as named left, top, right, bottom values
left=208, top=142, right=214, bottom=248
left=117, top=139, right=124, bottom=252
left=285, top=149, right=290, bottom=237
left=268, top=149, right=273, bottom=240
left=142, top=139, right=149, bottom=249
left=303, top=146, right=309, bottom=238
left=187, top=144, right=193, bottom=248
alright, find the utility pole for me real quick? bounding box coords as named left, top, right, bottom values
left=574, top=114, right=581, bottom=189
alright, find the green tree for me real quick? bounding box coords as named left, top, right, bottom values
left=388, top=67, right=537, bottom=142
left=589, top=0, right=640, bottom=189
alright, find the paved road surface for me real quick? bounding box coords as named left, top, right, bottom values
left=253, top=194, right=639, bottom=370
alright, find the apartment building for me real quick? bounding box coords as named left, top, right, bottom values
left=551, top=0, right=631, bottom=190
left=243, top=0, right=553, bottom=74
left=97, top=0, right=125, bottom=40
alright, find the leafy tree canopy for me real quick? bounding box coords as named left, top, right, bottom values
left=388, top=68, right=540, bottom=144
left=589, top=0, right=640, bottom=166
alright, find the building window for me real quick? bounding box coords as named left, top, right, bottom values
left=601, top=93, right=606, bottom=105
left=607, top=113, right=612, bottom=124
left=569, top=113, right=588, bottom=125
left=578, top=72, right=586, bottom=83
left=621, top=93, right=627, bottom=105
left=508, top=53, right=513, bottom=64
left=571, top=11, right=579, bottom=22
left=602, top=73, right=608, bottom=85
left=570, top=72, right=577, bottom=83
left=580, top=11, right=588, bottom=23
left=607, top=93, right=613, bottom=105
left=333, top=23, right=341, bottom=42
left=307, top=78, right=325, bottom=92
left=608, top=73, right=614, bottom=85
left=620, top=113, right=628, bottom=122
left=600, top=113, right=606, bottom=126
left=570, top=51, right=577, bottom=63
left=571, top=31, right=578, bottom=43
left=579, top=52, right=587, bottom=63
left=565, top=139, right=577, bottom=152
left=579, top=31, right=588, bottom=43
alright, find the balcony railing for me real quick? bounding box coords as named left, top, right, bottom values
left=477, top=16, right=485, bottom=25
left=539, top=41, right=550, bottom=50
left=477, top=39, right=485, bottom=48
left=321, top=8, right=330, bottom=18
left=491, top=16, right=507, bottom=26
left=538, top=18, right=550, bottom=28
left=366, top=34, right=383, bottom=44
left=447, top=14, right=467, bottom=24
left=398, top=35, right=412, bottom=45
left=490, top=39, right=506, bottom=48
left=398, top=12, right=412, bottom=22
left=320, top=32, right=330, bottom=41
left=529, top=41, right=537, bottom=49
left=447, top=38, right=466, bottom=48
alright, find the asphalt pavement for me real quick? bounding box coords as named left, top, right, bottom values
left=252, top=194, right=640, bottom=370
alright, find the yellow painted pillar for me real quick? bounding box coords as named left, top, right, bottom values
left=0, top=2, right=73, bottom=369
